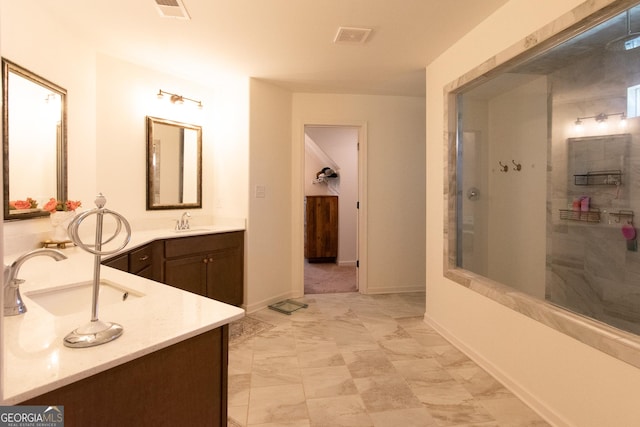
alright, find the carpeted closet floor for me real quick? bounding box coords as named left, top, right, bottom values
left=304, top=260, right=357, bottom=294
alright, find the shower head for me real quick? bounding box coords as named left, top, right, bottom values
left=606, top=10, right=640, bottom=51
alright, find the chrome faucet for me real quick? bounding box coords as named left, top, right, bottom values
left=4, top=248, right=67, bottom=316
left=175, top=211, right=191, bottom=231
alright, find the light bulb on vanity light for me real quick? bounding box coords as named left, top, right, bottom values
left=574, top=118, right=584, bottom=132
left=619, top=113, right=628, bottom=128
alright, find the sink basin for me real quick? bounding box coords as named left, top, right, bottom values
left=25, top=279, right=144, bottom=316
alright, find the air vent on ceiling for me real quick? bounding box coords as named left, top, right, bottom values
left=334, top=27, right=372, bottom=44
left=154, top=0, right=190, bottom=20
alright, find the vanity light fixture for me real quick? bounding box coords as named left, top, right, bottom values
left=574, top=112, right=627, bottom=131
left=156, top=89, right=202, bottom=108
left=44, top=93, right=57, bottom=103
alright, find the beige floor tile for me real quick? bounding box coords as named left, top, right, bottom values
left=247, top=384, right=308, bottom=425
left=353, top=374, right=422, bottom=412
left=359, top=316, right=414, bottom=341
left=301, top=365, right=358, bottom=399
left=377, top=337, right=432, bottom=361
left=342, top=349, right=397, bottom=379
left=227, top=404, right=248, bottom=427
left=251, top=355, right=302, bottom=388
left=427, top=344, right=478, bottom=369
left=479, top=397, right=551, bottom=426
left=230, top=292, right=549, bottom=427
left=306, top=395, right=373, bottom=427
left=392, top=359, right=456, bottom=395
left=368, top=407, right=438, bottom=427
left=415, top=382, right=495, bottom=426
left=229, top=373, right=251, bottom=406
left=229, top=344, right=255, bottom=375
left=250, top=328, right=297, bottom=354
left=296, top=341, right=345, bottom=368
left=447, top=366, right=514, bottom=400
left=292, top=320, right=333, bottom=343
left=248, top=421, right=311, bottom=427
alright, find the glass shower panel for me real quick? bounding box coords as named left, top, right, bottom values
left=455, top=4, right=640, bottom=335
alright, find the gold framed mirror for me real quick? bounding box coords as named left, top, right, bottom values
left=146, top=116, right=202, bottom=210
left=2, top=58, right=67, bottom=220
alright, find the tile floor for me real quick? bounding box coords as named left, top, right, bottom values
left=228, top=292, right=550, bottom=427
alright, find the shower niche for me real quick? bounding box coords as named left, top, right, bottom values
left=449, top=1, right=640, bottom=355
left=558, top=134, right=630, bottom=223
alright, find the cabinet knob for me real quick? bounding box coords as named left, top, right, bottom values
left=139, top=255, right=149, bottom=261
left=203, top=258, right=208, bottom=264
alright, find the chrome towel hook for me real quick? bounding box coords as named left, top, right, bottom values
left=499, top=161, right=509, bottom=172
left=512, top=160, right=522, bottom=171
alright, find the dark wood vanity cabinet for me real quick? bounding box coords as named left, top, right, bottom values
left=164, top=232, right=244, bottom=306
left=102, top=241, right=162, bottom=281
left=129, top=243, right=162, bottom=279
left=22, top=327, right=229, bottom=426
left=102, top=231, right=244, bottom=306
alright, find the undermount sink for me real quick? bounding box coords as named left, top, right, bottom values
left=25, top=279, right=144, bottom=316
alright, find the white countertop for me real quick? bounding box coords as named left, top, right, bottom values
left=1, top=225, right=245, bottom=404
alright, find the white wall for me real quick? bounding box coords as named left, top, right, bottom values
left=0, top=0, right=251, bottom=321
left=94, top=53, right=249, bottom=228
left=247, top=79, right=293, bottom=312
left=293, top=93, right=426, bottom=294
left=0, top=4, right=250, bottom=254
left=1, top=0, right=97, bottom=255
left=426, top=0, right=640, bottom=425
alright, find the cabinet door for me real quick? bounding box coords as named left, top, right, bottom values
left=305, top=196, right=338, bottom=261
left=165, top=254, right=208, bottom=296
left=206, top=246, right=243, bottom=306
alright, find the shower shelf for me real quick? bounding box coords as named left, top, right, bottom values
left=559, top=208, right=601, bottom=223
left=574, top=170, right=622, bottom=186
left=608, top=210, right=634, bottom=223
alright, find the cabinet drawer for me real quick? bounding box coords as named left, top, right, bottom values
left=129, top=245, right=153, bottom=273
left=165, top=232, right=243, bottom=258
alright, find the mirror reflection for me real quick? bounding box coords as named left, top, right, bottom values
left=2, top=58, right=67, bottom=220
left=146, top=116, right=202, bottom=210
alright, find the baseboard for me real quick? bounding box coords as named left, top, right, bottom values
left=423, top=314, right=570, bottom=427
left=244, top=290, right=298, bottom=315
left=364, top=285, right=425, bottom=294
left=338, top=260, right=357, bottom=267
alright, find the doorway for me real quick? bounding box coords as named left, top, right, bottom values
left=302, top=125, right=364, bottom=294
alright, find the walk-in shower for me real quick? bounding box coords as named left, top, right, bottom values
left=454, top=4, right=640, bottom=336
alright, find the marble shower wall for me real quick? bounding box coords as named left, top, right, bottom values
left=549, top=49, right=640, bottom=335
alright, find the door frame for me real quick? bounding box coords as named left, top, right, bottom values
left=292, top=120, right=368, bottom=296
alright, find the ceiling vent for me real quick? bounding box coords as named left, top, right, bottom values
left=154, top=0, right=191, bottom=20
left=334, top=27, right=372, bottom=44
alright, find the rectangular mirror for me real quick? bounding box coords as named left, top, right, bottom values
left=2, top=58, right=67, bottom=220
left=146, top=116, right=202, bottom=210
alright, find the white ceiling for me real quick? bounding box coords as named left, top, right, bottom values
left=35, top=0, right=509, bottom=97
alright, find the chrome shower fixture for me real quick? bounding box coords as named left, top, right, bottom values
left=606, top=10, right=640, bottom=51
